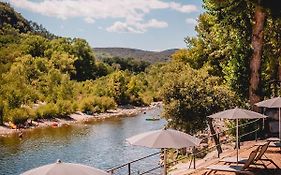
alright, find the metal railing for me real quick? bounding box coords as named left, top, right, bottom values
left=107, top=151, right=161, bottom=175
left=107, top=118, right=262, bottom=175
left=182, top=118, right=261, bottom=169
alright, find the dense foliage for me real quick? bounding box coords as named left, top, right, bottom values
left=0, top=3, right=124, bottom=124
left=167, top=0, right=281, bottom=133
left=0, top=3, right=157, bottom=125
left=1, top=1, right=280, bottom=139
left=0, top=2, right=55, bottom=39
left=159, top=62, right=240, bottom=134
left=101, top=57, right=150, bottom=73
left=173, top=0, right=281, bottom=102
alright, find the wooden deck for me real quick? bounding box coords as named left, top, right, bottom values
left=169, top=140, right=281, bottom=175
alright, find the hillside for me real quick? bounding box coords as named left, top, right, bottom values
left=0, top=2, right=32, bottom=33
left=94, top=47, right=178, bottom=63
left=0, top=2, right=55, bottom=39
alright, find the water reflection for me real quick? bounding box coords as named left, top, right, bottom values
left=0, top=107, right=165, bottom=175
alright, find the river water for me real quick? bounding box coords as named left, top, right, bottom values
left=0, top=107, right=166, bottom=175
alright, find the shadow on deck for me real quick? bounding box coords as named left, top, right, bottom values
left=170, top=140, right=281, bottom=175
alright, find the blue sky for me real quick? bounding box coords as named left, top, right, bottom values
left=7, top=0, right=204, bottom=51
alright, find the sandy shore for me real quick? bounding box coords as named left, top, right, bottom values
left=0, top=102, right=162, bottom=137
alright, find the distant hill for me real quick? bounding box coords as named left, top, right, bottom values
left=94, top=47, right=178, bottom=63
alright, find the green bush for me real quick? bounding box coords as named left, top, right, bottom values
left=78, top=96, right=95, bottom=114
left=35, top=103, right=59, bottom=119
left=6, top=108, right=31, bottom=124
left=94, top=96, right=117, bottom=112
left=225, top=119, right=260, bottom=141
left=79, top=96, right=117, bottom=113
left=162, top=63, right=241, bottom=134
left=56, top=100, right=75, bottom=117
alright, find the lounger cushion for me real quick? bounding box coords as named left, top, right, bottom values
left=207, top=165, right=244, bottom=172
left=255, top=142, right=281, bottom=147
left=220, top=157, right=247, bottom=164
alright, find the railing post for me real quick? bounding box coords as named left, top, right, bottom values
left=255, top=130, right=257, bottom=142
left=128, top=163, right=131, bottom=175
left=192, top=146, right=196, bottom=169
left=217, top=133, right=220, bottom=158
left=193, top=155, right=195, bottom=169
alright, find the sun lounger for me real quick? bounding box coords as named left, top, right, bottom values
left=220, top=142, right=280, bottom=169
left=205, top=148, right=259, bottom=175
left=270, top=142, right=281, bottom=147
left=255, top=141, right=281, bottom=151
left=266, top=137, right=280, bottom=142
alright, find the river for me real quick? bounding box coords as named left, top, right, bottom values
left=0, top=107, right=166, bottom=175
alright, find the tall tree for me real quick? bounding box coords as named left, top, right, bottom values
left=190, top=0, right=281, bottom=105
left=186, top=0, right=253, bottom=99
left=249, top=4, right=265, bottom=108
left=260, top=17, right=281, bottom=97
left=249, top=0, right=281, bottom=108
left=0, top=100, right=3, bottom=125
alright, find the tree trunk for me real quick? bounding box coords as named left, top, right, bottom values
left=275, top=60, right=281, bottom=97
left=207, top=118, right=222, bottom=155
left=249, top=5, right=266, bottom=110
left=0, top=104, right=3, bottom=125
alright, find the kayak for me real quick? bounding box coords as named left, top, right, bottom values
left=145, top=118, right=160, bottom=121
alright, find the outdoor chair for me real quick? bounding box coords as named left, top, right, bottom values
left=266, top=137, right=280, bottom=142
left=220, top=142, right=280, bottom=169
left=205, top=147, right=259, bottom=175
left=255, top=141, right=281, bottom=152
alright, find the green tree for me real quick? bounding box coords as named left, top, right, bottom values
left=21, top=35, right=48, bottom=57
left=248, top=0, right=281, bottom=108
left=71, top=38, right=97, bottom=81
left=107, top=71, right=129, bottom=105
left=161, top=62, right=240, bottom=134
left=102, top=56, right=150, bottom=73
left=0, top=99, right=4, bottom=125
left=1, top=56, right=40, bottom=108
left=260, top=17, right=281, bottom=97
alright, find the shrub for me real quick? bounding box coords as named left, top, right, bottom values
left=6, top=108, right=31, bottom=124
left=139, top=91, right=154, bottom=105
left=78, top=96, right=95, bottom=114
left=79, top=96, right=117, bottom=113
left=94, top=96, right=117, bottom=112
left=56, top=100, right=75, bottom=117
left=225, top=118, right=260, bottom=141
left=36, top=103, right=59, bottom=119
left=162, top=63, right=241, bottom=134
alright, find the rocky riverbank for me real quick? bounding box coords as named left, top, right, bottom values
left=0, top=102, right=162, bottom=137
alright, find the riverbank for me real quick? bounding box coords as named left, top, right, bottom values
left=0, top=102, right=162, bottom=137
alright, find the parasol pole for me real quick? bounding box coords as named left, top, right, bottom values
left=236, top=118, right=239, bottom=164
left=279, top=108, right=281, bottom=141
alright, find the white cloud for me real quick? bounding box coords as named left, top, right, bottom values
left=106, top=19, right=168, bottom=33
left=169, top=2, right=198, bottom=13
left=84, top=17, right=95, bottom=24
left=9, top=0, right=198, bottom=33
left=186, top=18, right=197, bottom=25
left=106, top=22, right=142, bottom=33
left=142, top=19, right=168, bottom=29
